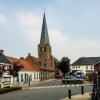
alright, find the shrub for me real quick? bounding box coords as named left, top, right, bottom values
left=0, top=87, right=22, bottom=94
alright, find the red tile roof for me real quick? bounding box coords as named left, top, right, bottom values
left=6, top=56, right=40, bottom=72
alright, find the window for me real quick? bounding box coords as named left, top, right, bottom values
left=73, top=66, right=74, bottom=69
left=91, top=66, right=93, bottom=69
left=86, top=66, right=88, bottom=69
left=78, top=66, right=80, bottom=68
left=34, top=74, right=36, bottom=79
left=44, top=47, right=46, bottom=52
left=40, top=47, right=42, bottom=52
left=21, top=74, right=23, bottom=82
left=30, top=74, right=32, bottom=81
left=37, top=74, right=38, bottom=79
left=17, top=74, right=19, bottom=81
left=4, top=77, right=11, bottom=85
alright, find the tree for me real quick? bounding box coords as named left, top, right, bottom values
left=0, top=65, right=6, bottom=78
left=8, top=62, right=23, bottom=78
left=8, top=61, right=23, bottom=86
left=57, top=57, right=70, bottom=77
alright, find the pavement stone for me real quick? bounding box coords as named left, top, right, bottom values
left=61, top=92, right=91, bottom=100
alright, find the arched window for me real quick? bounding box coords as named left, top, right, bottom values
left=44, top=47, right=46, bottom=52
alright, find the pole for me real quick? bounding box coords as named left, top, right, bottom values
left=81, top=86, right=84, bottom=95
left=68, top=89, right=71, bottom=99
left=29, top=76, right=30, bottom=87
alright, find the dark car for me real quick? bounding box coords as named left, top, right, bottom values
left=62, top=75, right=83, bottom=84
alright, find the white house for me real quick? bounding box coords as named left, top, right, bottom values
left=0, top=50, right=13, bottom=88
left=6, top=56, right=40, bottom=87
left=71, top=57, right=100, bottom=76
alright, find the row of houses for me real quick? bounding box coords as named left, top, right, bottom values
left=0, top=50, right=56, bottom=88
left=0, top=13, right=62, bottom=88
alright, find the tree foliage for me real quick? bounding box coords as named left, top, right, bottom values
left=57, top=57, right=70, bottom=77
left=0, top=65, right=6, bottom=77
left=8, top=62, right=23, bottom=78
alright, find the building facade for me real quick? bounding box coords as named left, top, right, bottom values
left=71, top=57, right=100, bottom=76
left=7, top=56, right=40, bottom=86
left=0, top=50, right=13, bottom=88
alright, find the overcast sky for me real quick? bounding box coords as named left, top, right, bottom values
left=0, top=0, right=100, bottom=63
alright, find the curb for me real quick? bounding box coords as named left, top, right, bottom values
left=61, top=92, right=91, bottom=100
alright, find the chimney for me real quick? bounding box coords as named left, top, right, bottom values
left=20, top=57, right=24, bottom=60
left=28, top=53, right=31, bottom=56
left=0, top=50, right=4, bottom=53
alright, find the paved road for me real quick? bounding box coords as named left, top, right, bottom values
left=30, top=79, right=90, bottom=87
left=0, top=79, right=93, bottom=100
left=31, top=79, right=62, bottom=87
left=0, top=85, right=93, bottom=100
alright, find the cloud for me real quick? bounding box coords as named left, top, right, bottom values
left=17, top=12, right=41, bottom=27
left=0, top=14, right=7, bottom=23
left=26, top=28, right=100, bottom=63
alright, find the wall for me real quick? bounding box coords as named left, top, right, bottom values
left=70, top=65, right=94, bottom=75
left=17, top=70, right=40, bottom=86
left=1, top=72, right=13, bottom=88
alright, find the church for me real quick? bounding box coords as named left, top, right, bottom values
left=26, top=12, right=62, bottom=79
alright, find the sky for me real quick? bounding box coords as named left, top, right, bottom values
left=0, top=0, right=100, bottom=63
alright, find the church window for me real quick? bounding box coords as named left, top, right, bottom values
left=44, top=47, right=46, bottom=52
left=40, top=47, right=42, bottom=52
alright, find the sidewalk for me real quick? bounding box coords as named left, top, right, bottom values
left=61, top=92, right=91, bottom=100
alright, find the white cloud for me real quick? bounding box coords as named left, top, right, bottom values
left=0, top=14, right=7, bottom=23
left=26, top=29, right=100, bottom=63
left=17, top=12, right=41, bottom=27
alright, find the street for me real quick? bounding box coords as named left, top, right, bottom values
left=0, top=79, right=93, bottom=100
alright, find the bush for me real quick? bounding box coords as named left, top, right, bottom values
left=4, top=86, right=11, bottom=88
left=0, top=87, right=22, bottom=94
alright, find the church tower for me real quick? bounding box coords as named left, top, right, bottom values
left=38, top=13, right=51, bottom=66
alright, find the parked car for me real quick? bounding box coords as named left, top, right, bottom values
left=62, top=75, right=84, bottom=84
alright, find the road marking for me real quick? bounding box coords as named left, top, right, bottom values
left=66, top=85, right=70, bottom=87
left=71, top=85, right=74, bottom=87
left=61, top=85, right=65, bottom=87
left=56, top=85, right=61, bottom=88
left=52, top=86, right=56, bottom=88
left=76, top=84, right=79, bottom=86
left=29, top=84, right=90, bottom=90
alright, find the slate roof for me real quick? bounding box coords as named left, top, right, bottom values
left=71, top=57, right=100, bottom=66
left=0, top=53, right=11, bottom=64
left=40, top=13, right=50, bottom=45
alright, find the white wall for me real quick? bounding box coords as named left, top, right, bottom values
left=70, top=65, right=94, bottom=75
left=17, top=70, right=40, bottom=86
left=1, top=72, right=13, bottom=88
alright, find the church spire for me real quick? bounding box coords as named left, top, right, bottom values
left=40, top=13, right=50, bottom=45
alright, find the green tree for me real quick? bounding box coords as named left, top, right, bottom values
left=57, top=57, right=70, bottom=77
left=0, top=65, right=6, bottom=77
left=8, top=62, right=23, bottom=78
left=8, top=62, right=23, bottom=86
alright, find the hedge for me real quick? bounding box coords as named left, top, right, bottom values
left=0, top=87, right=22, bottom=94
